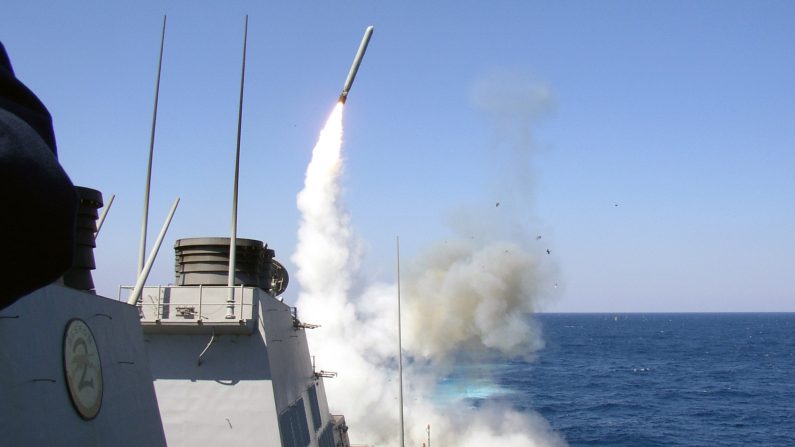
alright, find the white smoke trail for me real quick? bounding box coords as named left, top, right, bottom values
left=293, top=101, right=564, bottom=446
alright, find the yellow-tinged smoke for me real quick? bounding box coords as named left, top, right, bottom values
left=292, top=103, right=564, bottom=447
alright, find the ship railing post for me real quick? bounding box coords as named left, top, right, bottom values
left=238, top=284, right=244, bottom=320
left=198, top=284, right=203, bottom=323
left=157, top=284, right=162, bottom=320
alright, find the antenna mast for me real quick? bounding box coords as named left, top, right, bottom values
left=227, top=15, right=248, bottom=318
left=95, top=193, right=115, bottom=238
left=138, top=15, right=167, bottom=276
left=397, top=236, right=405, bottom=447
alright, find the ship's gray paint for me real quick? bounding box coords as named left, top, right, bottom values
left=135, top=285, right=257, bottom=334
left=142, top=285, right=336, bottom=446
left=0, top=285, right=166, bottom=446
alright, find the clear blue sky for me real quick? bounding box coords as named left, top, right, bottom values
left=3, top=1, right=793, bottom=312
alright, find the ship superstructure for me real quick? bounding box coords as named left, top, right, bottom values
left=0, top=188, right=168, bottom=446
left=1, top=203, right=354, bottom=447
left=1, top=20, right=370, bottom=446
left=128, top=237, right=350, bottom=447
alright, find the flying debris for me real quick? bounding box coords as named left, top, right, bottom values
left=338, top=26, right=374, bottom=104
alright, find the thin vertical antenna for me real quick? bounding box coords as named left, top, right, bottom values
left=128, top=197, right=180, bottom=305
left=227, top=15, right=248, bottom=318
left=95, top=193, right=115, bottom=238
left=138, top=15, right=167, bottom=276
left=397, top=236, right=405, bottom=447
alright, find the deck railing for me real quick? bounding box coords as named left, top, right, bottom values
left=118, top=284, right=254, bottom=324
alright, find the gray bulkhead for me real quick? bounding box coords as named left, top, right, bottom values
left=140, top=284, right=337, bottom=446
left=0, top=285, right=166, bottom=446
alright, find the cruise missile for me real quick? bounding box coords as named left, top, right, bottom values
left=338, top=26, right=374, bottom=104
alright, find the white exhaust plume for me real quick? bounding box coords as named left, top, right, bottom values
left=293, top=93, right=564, bottom=446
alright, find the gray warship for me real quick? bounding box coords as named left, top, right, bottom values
left=0, top=21, right=372, bottom=447
left=0, top=192, right=353, bottom=447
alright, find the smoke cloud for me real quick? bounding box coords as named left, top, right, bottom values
left=472, top=69, right=555, bottom=213
left=293, top=74, right=562, bottom=446
left=471, top=68, right=554, bottom=154
left=403, top=239, right=545, bottom=361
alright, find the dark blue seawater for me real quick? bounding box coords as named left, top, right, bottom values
left=443, top=313, right=795, bottom=446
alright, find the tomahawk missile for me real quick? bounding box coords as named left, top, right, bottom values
left=339, top=26, right=374, bottom=104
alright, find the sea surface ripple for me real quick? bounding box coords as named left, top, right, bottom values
left=445, top=313, right=795, bottom=446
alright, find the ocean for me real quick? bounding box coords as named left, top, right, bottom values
left=442, top=313, right=795, bottom=446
